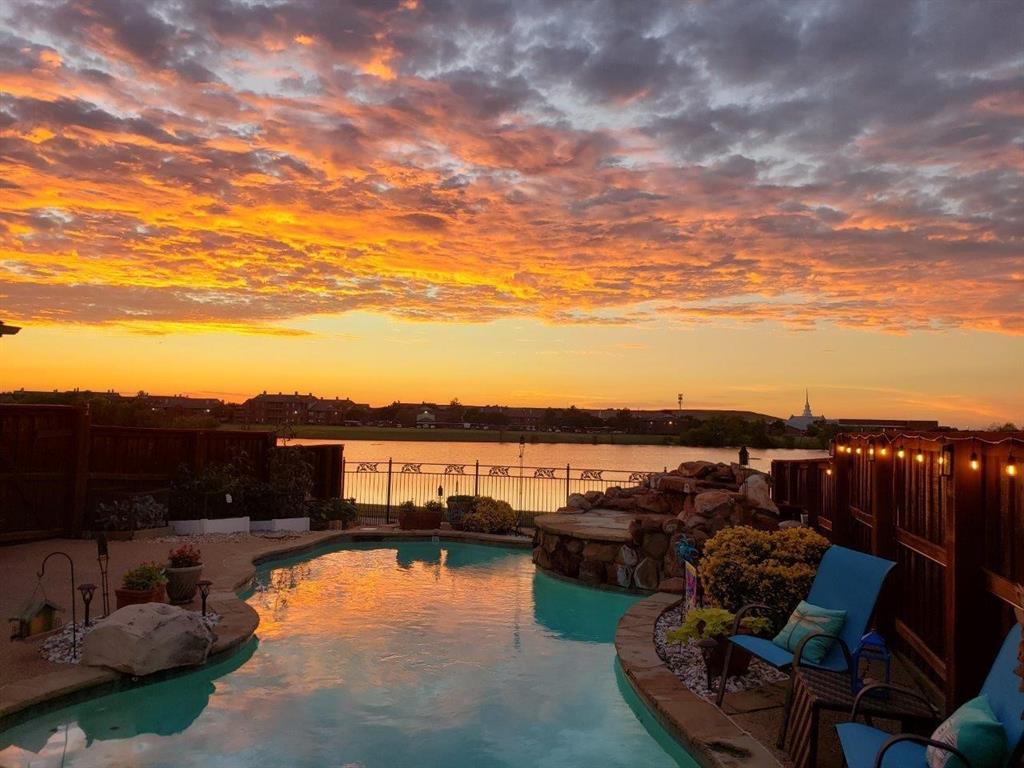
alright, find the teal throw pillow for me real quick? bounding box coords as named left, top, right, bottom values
left=926, top=694, right=1007, bottom=768
left=771, top=600, right=846, bottom=665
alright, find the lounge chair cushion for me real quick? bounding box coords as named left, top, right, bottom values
left=837, top=722, right=927, bottom=767
left=926, top=694, right=1007, bottom=768
left=772, top=600, right=846, bottom=664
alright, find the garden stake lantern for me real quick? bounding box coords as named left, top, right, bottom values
left=78, top=583, right=97, bottom=626
left=851, top=630, right=891, bottom=694
left=198, top=580, right=213, bottom=616
left=96, top=533, right=110, bottom=617
left=37, top=552, right=77, bottom=657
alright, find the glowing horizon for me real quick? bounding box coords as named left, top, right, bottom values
left=0, top=1, right=1021, bottom=427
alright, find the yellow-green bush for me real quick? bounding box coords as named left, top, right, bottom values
left=700, top=526, right=830, bottom=628
left=462, top=497, right=517, bottom=534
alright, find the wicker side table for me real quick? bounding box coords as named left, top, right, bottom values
left=783, top=667, right=940, bottom=768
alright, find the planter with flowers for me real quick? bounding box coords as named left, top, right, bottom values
left=165, top=545, right=204, bottom=605
left=115, top=562, right=167, bottom=610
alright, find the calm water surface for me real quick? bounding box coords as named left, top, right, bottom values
left=0, top=542, right=699, bottom=768
left=289, top=438, right=827, bottom=471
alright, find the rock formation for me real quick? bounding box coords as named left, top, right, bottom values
left=82, top=603, right=215, bottom=676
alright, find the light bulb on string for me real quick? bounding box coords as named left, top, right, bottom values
left=1008, top=452, right=1018, bottom=477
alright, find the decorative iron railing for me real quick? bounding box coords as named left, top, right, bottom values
left=341, top=458, right=655, bottom=526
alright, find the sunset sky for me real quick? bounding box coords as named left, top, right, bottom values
left=0, top=0, right=1021, bottom=426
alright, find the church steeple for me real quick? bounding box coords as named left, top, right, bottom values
left=802, top=389, right=812, bottom=418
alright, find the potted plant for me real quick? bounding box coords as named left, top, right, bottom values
left=115, top=562, right=167, bottom=609
left=397, top=500, right=443, bottom=530
left=446, top=495, right=475, bottom=529
left=165, top=544, right=203, bottom=604
left=666, top=607, right=770, bottom=689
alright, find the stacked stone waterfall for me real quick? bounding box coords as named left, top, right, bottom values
left=532, top=461, right=780, bottom=592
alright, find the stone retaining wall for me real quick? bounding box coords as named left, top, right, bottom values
left=534, top=461, right=786, bottom=591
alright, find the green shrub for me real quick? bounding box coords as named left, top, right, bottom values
left=398, top=500, right=417, bottom=513
left=93, top=496, right=167, bottom=530
left=700, top=526, right=830, bottom=628
left=122, top=562, right=166, bottom=591
left=462, top=497, right=517, bottom=534
left=665, top=607, right=770, bottom=644
left=308, top=498, right=358, bottom=529
left=423, top=500, right=443, bottom=514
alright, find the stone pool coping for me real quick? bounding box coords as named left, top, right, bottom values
left=0, top=528, right=532, bottom=728
left=616, top=593, right=783, bottom=768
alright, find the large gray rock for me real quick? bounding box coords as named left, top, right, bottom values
left=740, top=474, right=779, bottom=514
left=82, top=603, right=214, bottom=676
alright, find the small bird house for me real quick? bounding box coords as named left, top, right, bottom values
left=851, top=629, right=892, bottom=693
left=9, top=598, right=62, bottom=640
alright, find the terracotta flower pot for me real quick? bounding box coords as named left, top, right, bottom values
left=165, top=564, right=203, bottom=605
left=115, top=586, right=163, bottom=610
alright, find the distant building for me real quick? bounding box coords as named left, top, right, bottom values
left=786, top=390, right=823, bottom=432
left=243, top=392, right=318, bottom=424
left=415, top=409, right=436, bottom=428
left=308, top=397, right=364, bottom=425
left=142, top=394, right=222, bottom=417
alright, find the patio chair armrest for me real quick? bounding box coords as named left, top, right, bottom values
left=873, top=735, right=971, bottom=768
left=792, top=632, right=852, bottom=670
left=729, top=603, right=772, bottom=636
left=851, top=682, right=940, bottom=721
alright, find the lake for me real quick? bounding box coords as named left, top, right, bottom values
left=285, top=439, right=827, bottom=516
left=285, top=438, right=827, bottom=473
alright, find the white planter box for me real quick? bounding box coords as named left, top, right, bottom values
left=250, top=517, right=310, bottom=533
left=170, top=516, right=251, bottom=535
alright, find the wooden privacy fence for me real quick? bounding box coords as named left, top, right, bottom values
left=772, top=431, right=1023, bottom=711
left=0, top=404, right=313, bottom=541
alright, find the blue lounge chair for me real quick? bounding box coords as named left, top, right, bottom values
left=836, top=623, right=1023, bottom=767
left=715, top=545, right=896, bottom=746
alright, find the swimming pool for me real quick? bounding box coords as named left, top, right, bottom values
left=0, top=541, right=698, bottom=767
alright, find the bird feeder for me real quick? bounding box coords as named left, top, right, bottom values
left=9, top=598, right=62, bottom=640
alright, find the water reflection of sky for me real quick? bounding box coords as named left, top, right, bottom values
left=0, top=542, right=697, bottom=768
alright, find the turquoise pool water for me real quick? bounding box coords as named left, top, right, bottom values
left=0, top=541, right=698, bottom=767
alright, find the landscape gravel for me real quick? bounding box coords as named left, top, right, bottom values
left=654, top=603, right=787, bottom=699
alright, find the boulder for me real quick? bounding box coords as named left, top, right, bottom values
left=542, top=532, right=560, bottom=553
left=779, top=519, right=804, bottom=529
left=564, top=538, right=584, bottom=555
left=740, top=474, right=779, bottom=514
left=584, top=490, right=604, bottom=503
left=655, top=475, right=691, bottom=494
left=662, top=518, right=681, bottom=536
left=566, top=493, right=591, bottom=511
left=679, top=461, right=716, bottom=478
left=615, top=544, right=639, bottom=566
left=579, top=559, right=605, bottom=586
left=533, top=546, right=552, bottom=569
left=609, top=563, right=634, bottom=588
left=81, top=603, right=213, bottom=677
left=642, top=532, right=669, bottom=559
left=694, top=490, right=738, bottom=518
left=582, top=542, right=619, bottom=562
left=633, top=557, right=661, bottom=590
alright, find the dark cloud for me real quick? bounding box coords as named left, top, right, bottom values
left=0, top=0, right=1019, bottom=334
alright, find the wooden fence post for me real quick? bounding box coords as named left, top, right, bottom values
left=832, top=448, right=853, bottom=546
left=69, top=406, right=91, bottom=536
left=870, top=447, right=897, bottom=638
left=945, top=445, right=998, bottom=709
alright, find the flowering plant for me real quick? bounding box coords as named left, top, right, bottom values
left=168, top=544, right=202, bottom=568
left=122, top=562, right=167, bottom=590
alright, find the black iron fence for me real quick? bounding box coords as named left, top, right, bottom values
left=341, top=458, right=656, bottom=526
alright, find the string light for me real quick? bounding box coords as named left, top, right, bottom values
left=970, top=452, right=979, bottom=471
left=879, top=446, right=888, bottom=457
left=1009, top=453, right=1018, bottom=477
left=855, top=447, right=862, bottom=455
left=897, top=447, right=906, bottom=459
left=915, top=451, right=925, bottom=463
